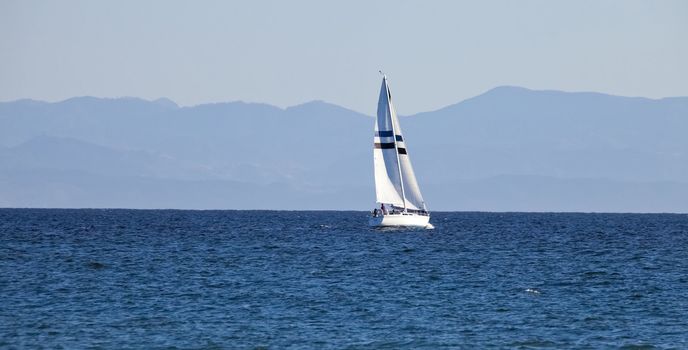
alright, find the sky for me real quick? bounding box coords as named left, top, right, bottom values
left=1, top=0, right=687, bottom=114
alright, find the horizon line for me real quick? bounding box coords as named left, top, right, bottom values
left=0, top=207, right=686, bottom=215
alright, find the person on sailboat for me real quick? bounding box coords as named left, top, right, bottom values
left=381, top=203, right=386, bottom=215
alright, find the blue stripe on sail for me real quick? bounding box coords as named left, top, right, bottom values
left=375, top=131, right=403, bottom=142
left=374, top=143, right=407, bottom=154
left=374, top=142, right=396, bottom=149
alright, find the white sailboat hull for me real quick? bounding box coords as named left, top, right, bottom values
left=368, top=213, right=431, bottom=228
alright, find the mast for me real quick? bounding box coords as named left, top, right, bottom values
left=384, top=76, right=407, bottom=212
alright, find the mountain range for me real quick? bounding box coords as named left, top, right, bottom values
left=1, top=86, right=687, bottom=212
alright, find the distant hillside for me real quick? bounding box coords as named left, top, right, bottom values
left=1, top=87, right=686, bottom=212
left=405, top=86, right=688, bottom=183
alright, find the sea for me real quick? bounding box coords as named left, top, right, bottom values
left=1, top=209, right=687, bottom=349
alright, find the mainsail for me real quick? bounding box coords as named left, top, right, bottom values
left=373, top=76, right=426, bottom=211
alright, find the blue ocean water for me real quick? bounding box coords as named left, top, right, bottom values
left=1, top=209, right=687, bottom=349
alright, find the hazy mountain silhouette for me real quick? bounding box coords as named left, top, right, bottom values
left=405, top=86, right=688, bottom=183
left=1, top=87, right=686, bottom=211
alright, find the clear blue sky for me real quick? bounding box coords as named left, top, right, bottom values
left=1, top=0, right=686, bottom=114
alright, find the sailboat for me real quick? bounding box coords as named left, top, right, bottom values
left=369, top=74, right=433, bottom=228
